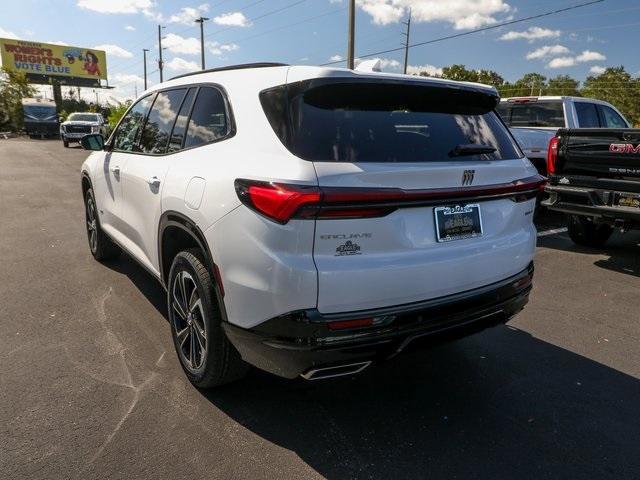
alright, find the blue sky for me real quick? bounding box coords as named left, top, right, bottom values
left=1, top=0, right=638, bottom=103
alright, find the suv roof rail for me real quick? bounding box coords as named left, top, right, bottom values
left=169, top=62, right=289, bottom=81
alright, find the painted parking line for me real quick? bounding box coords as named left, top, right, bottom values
left=537, top=227, right=568, bottom=237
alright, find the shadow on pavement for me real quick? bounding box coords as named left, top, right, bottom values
left=202, top=326, right=640, bottom=479
left=538, top=231, right=640, bottom=278
left=103, top=252, right=168, bottom=319
left=99, top=228, right=640, bottom=479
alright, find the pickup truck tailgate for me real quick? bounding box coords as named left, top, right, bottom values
left=556, top=128, right=640, bottom=178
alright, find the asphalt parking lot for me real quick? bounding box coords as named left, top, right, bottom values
left=1, top=137, right=640, bottom=480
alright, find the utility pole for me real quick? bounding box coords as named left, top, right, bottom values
left=158, top=25, right=165, bottom=82
left=195, top=16, right=209, bottom=70
left=347, top=0, right=355, bottom=69
left=402, top=9, right=412, bottom=74
left=143, top=48, right=149, bottom=90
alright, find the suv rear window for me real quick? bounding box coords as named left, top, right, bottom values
left=496, top=101, right=564, bottom=128
left=261, top=80, right=522, bottom=163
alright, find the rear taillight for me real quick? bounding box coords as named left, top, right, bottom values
left=547, top=136, right=559, bottom=176
left=235, top=175, right=546, bottom=224
left=234, top=180, right=321, bottom=223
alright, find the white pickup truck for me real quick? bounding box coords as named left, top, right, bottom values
left=496, top=96, right=630, bottom=175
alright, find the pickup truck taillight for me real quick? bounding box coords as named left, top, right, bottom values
left=547, top=136, right=559, bottom=176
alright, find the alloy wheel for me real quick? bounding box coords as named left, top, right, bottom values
left=172, top=271, right=208, bottom=371
left=86, top=197, right=98, bottom=253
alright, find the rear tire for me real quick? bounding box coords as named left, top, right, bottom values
left=567, top=215, right=612, bottom=248
left=84, top=188, right=121, bottom=261
left=168, top=249, right=248, bottom=388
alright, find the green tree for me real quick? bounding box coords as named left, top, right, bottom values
left=476, top=69, right=505, bottom=87
left=107, top=100, right=132, bottom=130
left=498, top=73, right=548, bottom=97
left=440, top=64, right=480, bottom=82
left=547, top=75, right=581, bottom=96
left=582, top=66, right=640, bottom=126
left=0, top=67, right=36, bottom=132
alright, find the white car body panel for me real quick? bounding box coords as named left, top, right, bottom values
left=312, top=160, right=538, bottom=313
left=81, top=64, right=538, bottom=332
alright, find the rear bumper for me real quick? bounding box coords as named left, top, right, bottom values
left=223, top=263, right=534, bottom=379
left=543, top=184, right=640, bottom=222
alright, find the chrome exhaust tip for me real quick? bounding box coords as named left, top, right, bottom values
left=301, top=361, right=371, bottom=381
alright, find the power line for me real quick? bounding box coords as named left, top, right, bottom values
left=320, top=0, right=606, bottom=66
left=204, top=0, right=309, bottom=40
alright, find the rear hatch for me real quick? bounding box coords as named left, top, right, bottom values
left=261, top=77, right=542, bottom=314
left=556, top=128, right=640, bottom=179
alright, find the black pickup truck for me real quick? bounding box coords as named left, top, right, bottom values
left=543, top=128, right=640, bottom=247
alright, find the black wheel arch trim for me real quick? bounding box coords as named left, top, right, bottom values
left=158, top=211, right=229, bottom=322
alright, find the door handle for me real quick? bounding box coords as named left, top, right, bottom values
left=109, top=165, right=120, bottom=175
left=146, top=176, right=161, bottom=188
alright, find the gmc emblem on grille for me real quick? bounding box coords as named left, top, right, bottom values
left=610, top=143, right=640, bottom=154
left=462, top=169, right=475, bottom=186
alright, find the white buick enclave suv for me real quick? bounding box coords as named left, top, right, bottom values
left=80, top=63, right=543, bottom=387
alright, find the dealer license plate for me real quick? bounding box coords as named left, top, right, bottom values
left=434, top=204, right=483, bottom=243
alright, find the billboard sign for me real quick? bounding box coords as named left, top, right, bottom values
left=0, top=38, right=107, bottom=85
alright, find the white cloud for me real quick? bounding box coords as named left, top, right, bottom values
left=499, top=26, right=560, bottom=42
left=162, top=33, right=201, bottom=55
left=547, top=50, right=607, bottom=69
left=547, top=57, right=575, bottom=69
left=356, top=0, right=511, bottom=30
left=526, top=44, right=570, bottom=60
left=162, top=33, right=237, bottom=57
left=406, top=64, right=443, bottom=76
left=330, top=54, right=343, bottom=62
left=168, top=4, right=209, bottom=25
left=112, top=72, right=144, bottom=84
left=213, top=11, right=251, bottom=27
left=590, top=65, right=606, bottom=75
left=0, top=26, right=19, bottom=39
left=47, top=40, right=69, bottom=46
left=207, top=41, right=238, bottom=56
left=77, top=0, right=154, bottom=14
left=125, top=25, right=136, bottom=31
left=165, top=57, right=199, bottom=72
left=93, top=44, right=133, bottom=58
left=357, top=0, right=404, bottom=25
left=576, top=50, right=606, bottom=62
left=377, top=58, right=401, bottom=70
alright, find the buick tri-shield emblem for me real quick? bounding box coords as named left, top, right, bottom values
left=462, top=169, right=475, bottom=186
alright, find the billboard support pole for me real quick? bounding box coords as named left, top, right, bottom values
left=52, top=81, right=62, bottom=111
left=143, top=48, right=149, bottom=90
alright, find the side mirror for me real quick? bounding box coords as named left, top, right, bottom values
left=81, top=134, right=105, bottom=151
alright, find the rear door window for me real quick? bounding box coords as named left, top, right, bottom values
left=112, top=95, right=154, bottom=152
left=139, top=88, right=187, bottom=154
left=575, top=102, right=600, bottom=128
left=184, top=87, right=230, bottom=149
left=598, top=105, right=627, bottom=128
left=167, top=88, right=196, bottom=153
left=497, top=101, right=564, bottom=127
left=261, top=80, right=522, bottom=162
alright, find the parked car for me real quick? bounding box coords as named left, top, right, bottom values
left=22, top=97, right=59, bottom=138
left=496, top=96, right=630, bottom=175
left=60, top=112, right=107, bottom=147
left=79, top=63, right=543, bottom=387
left=543, top=128, right=640, bottom=247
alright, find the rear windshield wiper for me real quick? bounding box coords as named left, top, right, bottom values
left=450, top=144, right=497, bottom=157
